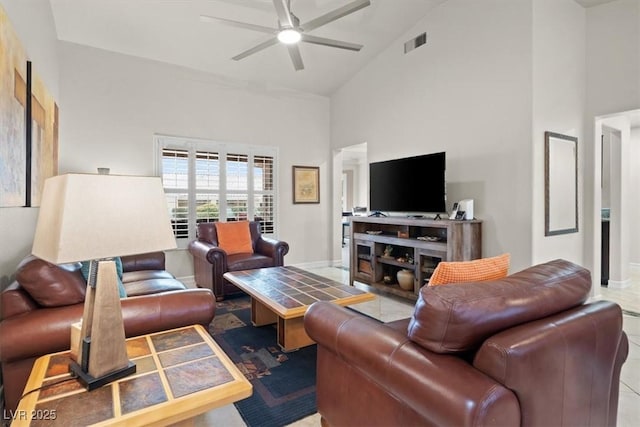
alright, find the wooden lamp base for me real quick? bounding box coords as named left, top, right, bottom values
left=72, top=260, right=135, bottom=389
left=69, top=359, right=136, bottom=391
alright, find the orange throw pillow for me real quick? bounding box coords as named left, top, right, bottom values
left=428, top=253, right=510, bottom=286
left=215, top=222, right=254, bottom=255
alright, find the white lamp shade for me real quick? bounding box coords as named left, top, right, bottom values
left=32, top=174, right=177, bottom=264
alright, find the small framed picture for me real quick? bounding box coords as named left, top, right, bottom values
left=455, top=211, right=466, bottom=220
left=292, top=166, right=320, bottom=204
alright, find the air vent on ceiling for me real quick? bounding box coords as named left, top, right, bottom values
left=404, top=32, right=427, bottom=54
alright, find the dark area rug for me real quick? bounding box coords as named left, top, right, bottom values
left=208, top=296, right=316, bottom=427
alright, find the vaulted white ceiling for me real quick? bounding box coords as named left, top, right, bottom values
left=49, top=0, right=618, bottom=96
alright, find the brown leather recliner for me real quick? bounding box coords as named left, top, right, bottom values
left=0, top=252, right=215, bottom=414
left=188, top=221, right=289, bottom=301
left=305, top=259, right=629, bottom=427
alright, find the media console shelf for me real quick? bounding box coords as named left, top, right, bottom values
left=349, top=216, right=482, bottom=300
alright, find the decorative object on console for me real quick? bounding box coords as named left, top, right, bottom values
left=396, top=269, right=415, bottom=291
left=352, top=206, right=367, bottom=216
left=31, top=173, right=177, bottom=390
left=458, top=199, right=474, bottom=220
left=292, top=165, right=320, bottom=204
left=383, top=245, right=393, bottom=258
left=428, top=253, right=510, bottom=286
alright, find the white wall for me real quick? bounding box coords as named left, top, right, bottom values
left=57, top=42, right=331, bottom=277
left=0, top=0, right=59, bottom=288
left=531, top=0, right=586, bottom=265
left=331, top=0, right=534, bottom=272
left=584, top=0, right=640, bottom=286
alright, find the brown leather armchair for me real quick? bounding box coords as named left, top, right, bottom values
left=0, top=252, right=215, bottom=414
left=305, top=259, right=629, bottom=427
left=188, top=221, right=289, bottom=301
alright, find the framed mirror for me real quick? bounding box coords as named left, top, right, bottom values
left=545, top=131, right=578, bottom=236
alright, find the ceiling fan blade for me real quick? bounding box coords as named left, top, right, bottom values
left=272, top=0, right=295, bottom=28
left=200, top=15, right=277, bottom=34
left=287, top=44, right=304, bottom=71
left=300, top=0, right=370, bottom=33
left=232, top=37, right=279, bottom=61
left=301, top=34, right=363, bottom=51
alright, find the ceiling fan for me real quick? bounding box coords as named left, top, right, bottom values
left=200, top=0, right=371, bottom=71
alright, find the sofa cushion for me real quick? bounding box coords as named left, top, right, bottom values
left=215, top=221, right=254, bottom=255
left=227, top=253, right=273, bottom=271
left=124, top=278, right=186, bottom=297
left=428, top=253, right=510, bottom=286
left=407, top=259, right=591, bottom=354
left=122, top=270, right=175, bottom=284
left=16, top=258, right=86, bottom=307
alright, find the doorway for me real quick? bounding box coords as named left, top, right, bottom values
left=592, top=110, right=640, bottom=312
left=332, top=143, right=368, bottom=268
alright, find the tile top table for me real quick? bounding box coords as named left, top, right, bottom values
left=224, top=266, right=375, bottom=351
left=11, top=325, right=252, bottom=427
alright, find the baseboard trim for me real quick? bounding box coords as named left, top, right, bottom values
left=607, top=278, right=632, bottom=289
left=291, top=260, right=333, bottom=269
left=630, top=263, right=640, bottom=273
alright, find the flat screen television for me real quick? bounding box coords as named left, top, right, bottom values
left=369, top=152, right=446, bottom=214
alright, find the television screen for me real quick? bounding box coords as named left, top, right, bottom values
left=369, top=152, right=446, bottom=214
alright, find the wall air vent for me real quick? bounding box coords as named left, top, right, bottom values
left=404, top=32, right=427, bottom=54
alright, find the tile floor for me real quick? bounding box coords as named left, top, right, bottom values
left=195, top=265, right=640, bottom=426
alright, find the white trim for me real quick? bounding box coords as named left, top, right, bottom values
left=607, top=278, right=632, bottom=289
left=330, top=259, right=344, bottom=268
left=629, top=263, right=640, bottom=273
left=291, top=260, right=334, bottom=269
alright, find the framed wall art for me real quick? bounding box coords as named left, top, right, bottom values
left=545, top=131, right=578, bottom=236
left=0, top=6, right=58, bottom=208
left=292, top=166, right=320, bottom=204
left=0, top=6, right=28, bottom=207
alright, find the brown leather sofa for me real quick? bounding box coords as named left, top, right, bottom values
left=0, top=252, right=215, bottom=413
left=305, top=259, right=629, bottom=427
left=189, top=221, right=289, bottom=301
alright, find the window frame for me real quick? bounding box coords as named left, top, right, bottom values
left=154, top=135, right=279, bottom=247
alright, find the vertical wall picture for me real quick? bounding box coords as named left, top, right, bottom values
left=30, top=67, right=59, bottom=206
left=0, top=5, right=27, bottom=207
left=0, top=5, right=58, bottom=207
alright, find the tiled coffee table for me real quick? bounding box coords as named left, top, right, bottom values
left=224, top=266, right=375, bottom=351
left=11, top=325, right=251, bottom=426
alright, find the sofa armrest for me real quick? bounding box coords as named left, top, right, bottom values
left=188, top=240, right=228, bottom=266
left=0, top=289, right=215, bottom=364
left=1, top=283, right=38, bottom=319
left=304, top=302, right=520, bottom=427
left=121, top=251, right=166, bottom=272
left=255, top=237, right=289, bottom=265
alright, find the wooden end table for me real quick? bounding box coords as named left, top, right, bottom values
left=224, top=266, right=375, bottom=351
left=10, top=325, right=252, bottom=426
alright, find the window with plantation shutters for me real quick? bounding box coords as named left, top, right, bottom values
left=156, top=136, right=278, bottom=244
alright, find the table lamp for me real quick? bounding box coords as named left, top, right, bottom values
left=31, top=173, right=177, bottom=390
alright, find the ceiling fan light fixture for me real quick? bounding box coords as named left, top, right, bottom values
left=277, top=28, right=301, bottom=44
